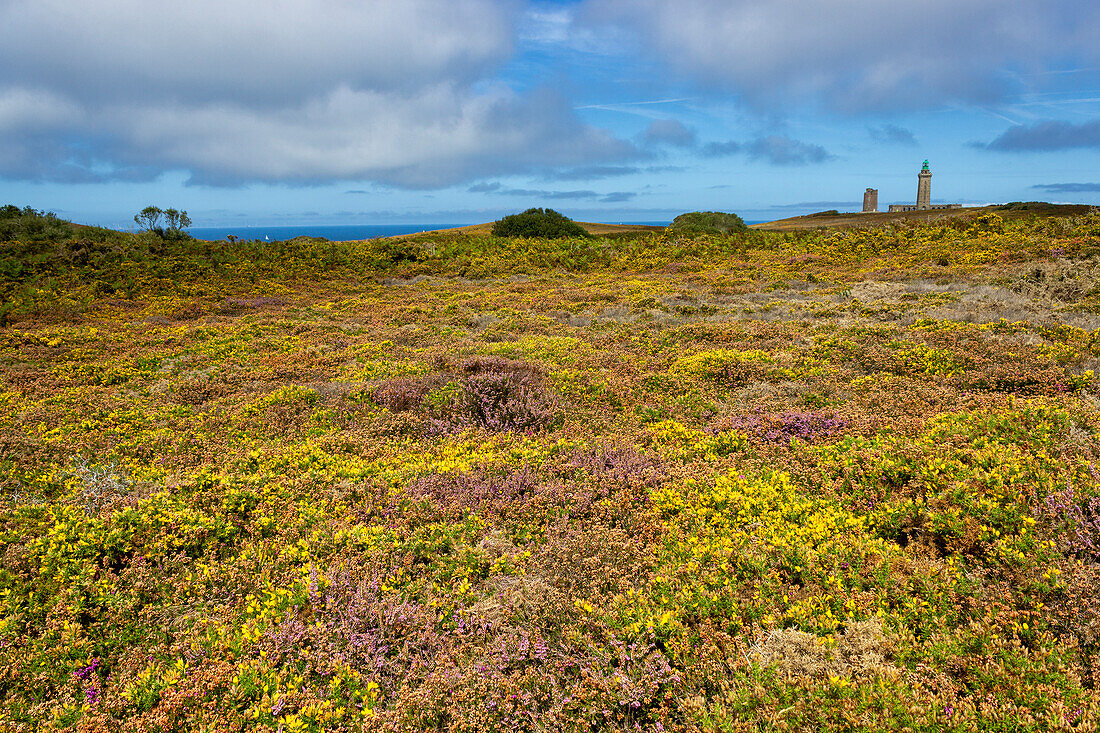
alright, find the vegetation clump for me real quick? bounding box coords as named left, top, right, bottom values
left=667, top=210, right=747, bottom=235
left=491, top=207, right=589, bottom=239
left=0, top=204, right=75, bottom=242
left=373, top=356, right=560, bottom=434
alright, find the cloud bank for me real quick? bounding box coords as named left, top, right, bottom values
left=581, top=0, right=1099, bottom=113
left=984, top=120, right=1100, bottom=151
left=1032, top=182, right=1100, bottom=193
left=467, top=182, right=634, bottom=203
left=0, top=0, right=637, bottom=187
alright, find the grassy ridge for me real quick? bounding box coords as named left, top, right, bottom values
left=1, top=212, right=1100, bottom=730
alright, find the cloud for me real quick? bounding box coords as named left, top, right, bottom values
left=868, top=124, right=917, bottom=145
left=700, top=140, right=741, bottom=157
left=0, top=1, right=639, bottom=187
left=0, top=0, right=515, bottom=105
left=581, top=0, right=1100, bottom=112
left=642, top=119, right=697, bottom=147
left=1031, top=182, right=1100, bottom=193
left=467, top=183, right=635, bottom=202
left=746, top=135, right=832, bottom=165
left=984, top=120, right=1100, bottom=151
left=545, top=166, right=641, bottom=180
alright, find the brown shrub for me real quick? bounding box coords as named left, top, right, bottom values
left=755, top=619, right=895, bottom=679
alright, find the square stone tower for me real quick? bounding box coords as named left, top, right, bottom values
left=862, top=188, right=878, bottom=213
left=917, top=160, right=932, bottom=209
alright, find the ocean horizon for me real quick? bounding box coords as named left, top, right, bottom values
left=188, top=222, right=679, bottom=242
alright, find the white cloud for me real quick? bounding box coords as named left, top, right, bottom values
left=581, top=0, right=1100, bottom=112
left=0, top=0, right=516, bottom=104
left=0, top=87, right=81, bottom=130
left=97, top=85, right=634, bottom=187
left=0, top=0, right=637, bottom=186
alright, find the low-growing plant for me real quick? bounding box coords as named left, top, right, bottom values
left=373, top=357, right=560, bottom=433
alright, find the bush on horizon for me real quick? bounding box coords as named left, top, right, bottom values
left=491, top=208, right=589, bottom=239
left=0, top=204, right=76, bottom=243
left=667, top=210, right=747, bottom=236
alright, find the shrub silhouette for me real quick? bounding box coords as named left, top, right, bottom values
left=667, top=211, right=747, bottom=235
left=491, top=208, right=588, bottom=239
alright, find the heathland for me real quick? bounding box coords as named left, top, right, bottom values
left=1, top=207, right=1100, bottom=731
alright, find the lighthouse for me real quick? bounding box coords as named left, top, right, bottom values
left=881, top=161, right=962, bottom=212
left=916, top=160, right=932, bottom=209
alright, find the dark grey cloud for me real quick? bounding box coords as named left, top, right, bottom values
left=582, top=0, right=1100, bottom=112
left=642, top=119, right=697, bottom=148
left=1031, top=182, right=1100, bottom=193
left=984, top=120, right=1100, bottom=151
left=0, top=2, right=640, bottom=188
left=746, top=135, right=832, bottom=165
left=868, top=124, right=917, bottom=145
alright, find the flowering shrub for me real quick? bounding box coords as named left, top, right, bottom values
left=372, top=356, right=560, bottom=434
left=721, top=408, right=847, bottom=445
left=3, top=213, right=1100, bottom=730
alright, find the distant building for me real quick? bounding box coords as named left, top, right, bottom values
left=887, top=160, right=961, bottom=212
left=862, top=188, right=878, bottom=213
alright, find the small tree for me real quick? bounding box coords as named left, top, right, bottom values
left=134, top=206, right=164, bottom=233
left=164, top=208, right=192, bottom=236
left=135, top=206, right=192, bottom=238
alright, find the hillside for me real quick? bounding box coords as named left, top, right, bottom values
left=755, top=202, right=1095, bottom=231
left=2, top=210, right=1100, bottom=730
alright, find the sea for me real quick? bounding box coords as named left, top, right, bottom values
left=189, top=222, right=673, bottom=242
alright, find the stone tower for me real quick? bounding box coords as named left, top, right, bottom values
left=916, top=160, right=932, bottom=209
left=862, top=188, right=878, bottom=213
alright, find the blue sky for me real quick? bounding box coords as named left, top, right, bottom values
left=3, top=0, right=1100, bottom=228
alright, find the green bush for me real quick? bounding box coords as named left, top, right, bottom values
left=0, top=205, right=76, bottom=242
left=667, top=211, right=747, bottom=236
left=491, top=208, right=589, bottom=239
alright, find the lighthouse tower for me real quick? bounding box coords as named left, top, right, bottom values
left=916, top=160, right=932, bottom=209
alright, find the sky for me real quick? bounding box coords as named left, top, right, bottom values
left=3, top=0, right=1100, bottom=229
